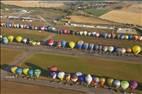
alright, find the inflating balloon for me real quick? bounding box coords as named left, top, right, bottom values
left=58, top=72, right=65, bottom=81
left=107, top=78, right=114, bottom=87
left=16, top=36, right=23, bottom=43
left=130, top=80, right=138, bottom=91
left=48, top=39, right=54, bottom=46
left=99, top=78, right=106, bottom=87
left=28, top=69, right=34, bottom=78
left=34, top=69, right=41, bottom=78
left=69, top=41, right=75, bottom=49
left=113, top=80, right=120, bottom=88
left=65, top=74, right=71, bottom=82
left=85, top=74, right=92, bottom=85
left=23, top=68, right=29, bottom=76
left=8, top=35, right=14, bottom=42
left=11, top=66, right=18, bottom=74
left=61, top=40, right=67, bottom=48
left=16, top=67, right=23, bottom=75
left=2, top=37, right=8, bottom=44
left=132, top=45, right=141, bottom=55
left=121, top=81, right=129, bottom=90
left=71, top=74, right=78, bottom=82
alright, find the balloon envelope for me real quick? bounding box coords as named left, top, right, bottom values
left=132, top=45, right=141, bottom=55
left=23, top=68, right=30, bottom=76
left=28, top=69, right=34, bottom=77
left=34, top=69, right=41, bottom=78
left=69, top=41, right=75, bottom=49
left=121, top=81, right=129, bottom=90
left=85, top=74, right=92, bottom=85
left=58, top=72, right=65, bottom=80
left=2, top=37, right=8, bottom=44
left=61, top=40, right=67, bottom=48
left=48, top=39, right=54, bottom=46
left=16, top=67, right=23, bottom=75
left=49, top=66, right=58, bottom=72
left=113, top=80, right=120, bottom=88
left=11, top=66, right=18, bottom=74
left=16, top=36, right=23, bottom=43
left=107, top=78, right=114, bottom=87
left=130, top=80, right=138, bottom=90
left=8, top=35, right=14, bottom=42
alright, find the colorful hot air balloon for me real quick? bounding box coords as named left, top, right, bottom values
left=132, top=45, right=141, bottom=55
left=48, top=39, right=54, bottom=46
left=50, top=72, right=57, bottom=79
left=49, top=66, right=58, bottom=72
left=71, top=74, right=78, bottom=83
left=57, top=72, right=65, bottom=81
left=107, top=78, right=114, bottom=87
left=61, top=40, right=67, bottom=48
left=0, top=35, right=2, bottom=43
left=65, top=73, right=71, bottom=82
left=78, top=75, right=85, bottom=83
left=85, top=74, right=92, bottom=85
left=113, top=80, right=121, bottom=88
left=16, top=67, right=23, bottom=75
left=8, top=35, right=14, bottom=42
left=99, top=78, right=106, bottom=87
left=130, top=80, right=138, bottom=91
left=88, top=43, right=94, bottom=51
left=92, top=76, right=100, bottom=87
left=34, top=69, right=41, bottom=78
left=76, top=72, right=83, bottom=77
left=120, top=81, right=129, bottom=90
left=28, top=69, right=34, bottom=78
left=56, top=41, right=61, bottom=48
left=11, top=66, right=18, bottom=74
left=16, top=36, right=23, bottom=43
left=76, top=40, right=84, bottom=49
left=69, top=41, right=75, bottom=49
left=23, top=68, right=29, bottom=76
left=2, top=37, right=8, bottom=44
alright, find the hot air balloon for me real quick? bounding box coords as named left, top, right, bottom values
left=108, top=46, right=115, bottom=53
left=31, top=41, right=36, bottom=46
left=111, top=33, right=116, bottom=39
left=50, top=72, right=57, bottom=79
left=102, top=32, right=108, bottom=39
left=8, top=35, right=14, bottom=42
left=125, top=35, right=129, bottom=40
left=48, top=39, right=54, bottom=46
left=103, top=46, right=108, bottom=52
left=0, top=35, right=2, bottom=43
left=57, top=72, right=65, bottom=81
left=36, top=42, right=41, bottom=46
left=83, top=31, right=87, bottom=36
left=56, top=41, right=61, bottom=48
left=130, top=80, right=138, bottom=91
left=23, top=68, right=29, bottom=76
left=126, top=48, right=132, bottom=53
left=48, top=66, right=58, bottom=72
left=61, top=40, right=67, bottom=48
left=107, top=33, right=112, bottom=39
left=16, top=67, right=23, bottom=75
left=107, top=78, right=114, bottom=87
left=22, top=38, right=28, bottom=44
left=94, top=45, right=99, bottom=51
left=76, top=72, right=83, bottom=77
left=69, top=41, right=75, bottom=49
left=92, top=32, right=96, bottom=36
left=134, top=35, right=139, bottom=41
left=121, top=48, right=126, bottom=54
left=120, top=81, right=129, bottom=90
left=71, top=74, right=78, bottom=83
left=11, top=66, right=18, bottom=74
left=85, top=74, right=92, bottom=85
left=113, top=80, right=120, bottom=88
left=28, top=69, right=34, bottom=78
left=95, top=33, right=100, bottom=38
left=99, top=78, right=106, bottom=87
left=139, top=36, right=142, bottom=41
left=82, top=43, right=89, bottom=50
left=92, top=76, right=100, bottom=87
left=132, top=45, right=141, bottom=55
left=16, top=36, right=23, bottom=43
left=78, top=75, right=85, bottom=84
left=88, top=43, right=94, bottom=51
left=76, top=40, right=84, bottom=49
left=2, top=36, right=8, bottom=44
left=87, top=32, right=91, bottom=36
left=34, top=69, right=41, bottom=78
left=79, top=31, right=83, bottom=36
left=65, top=73, right=71, bottom=82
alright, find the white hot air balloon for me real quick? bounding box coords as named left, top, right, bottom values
left=57, top=72, right=65, bottom=81
left=85, top=74, right=92, bottom=85
left=76, top=72, right=83, bottom=77
left=79, top=31, right=83, bottom=36
left=113, top=80, right=121, bottom=88
left=108, top=46, right=114, bottom=53
left=84, top=31, right=87, bottom=36
left=121, top=48, right=126, bottom=54
left=103, top=46, right=108, bottom=52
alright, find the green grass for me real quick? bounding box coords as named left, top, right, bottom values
left=84, top=8, right=110, bottom=17
left=21, top=53, right=142, bottom=83
left=1, top=27, right=142, bottom=48
left=0, top=48, right=24, bottom=64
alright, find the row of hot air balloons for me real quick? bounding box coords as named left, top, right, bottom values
left=1, top=35, right=142, bottom=55
left=10, top=66, right=41, bottom=79
left=1, top=22, right=142, bottom=41
left=48, top=66, right=138, bottom=93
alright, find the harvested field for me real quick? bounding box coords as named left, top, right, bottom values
left=1, top=1, right=65, bottom=8
left=100, top=9, right=142, bottom=26
left=69, top=15, right=114, bottom=25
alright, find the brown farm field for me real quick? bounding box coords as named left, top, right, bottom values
left=1, top=81, right=85, bottom=94
left=69, top=15, right=115, bottom=25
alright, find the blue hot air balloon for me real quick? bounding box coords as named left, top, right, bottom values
left=16, top=67, right=23, bottom=75
left=28, top=69, right=34, bottom=78
left=76, top=40, right=84, bottom=49
left=61, top=40, right=67, bottom=48
left=82, top=43, right=89, bottom=50
left=88, top=43, right=94, bottom=51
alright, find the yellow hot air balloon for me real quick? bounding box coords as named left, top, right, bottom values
left=69, top=41, right=75, bottom=49
left=132, top=45, right=141, bottom=55
left=23, top=68, right=29, bottom=76
left=16, top=36, right=23, bottom=43
left=11, top=66, right=18, bottom=74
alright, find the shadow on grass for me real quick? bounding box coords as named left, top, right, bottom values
left=25, top=62, right=49, bottom=77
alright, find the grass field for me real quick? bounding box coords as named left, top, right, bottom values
left=1, top=81, right=84, bottom=94
left=21, top=53, right=142, bottom=83
left=84, top=8, right=110, bottom=17
left=0, top=48, right=24, bottom=64
left=1, top=27, right=142, bottom=48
